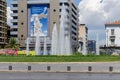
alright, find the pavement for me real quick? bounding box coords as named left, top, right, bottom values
left=0, top=62, right=119, bottom=73
left=0, top=72, right=120, bottom=80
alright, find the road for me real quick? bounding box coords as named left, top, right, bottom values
left=0, top=72, right=120, bottom=80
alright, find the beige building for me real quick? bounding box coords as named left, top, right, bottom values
left=0, top=0, right=7, bottom=47
left=78, top=24, right=88, bottom=42
left=78, top=24, right=88, bottom=52
left=11, top=0, right=79, bottom=52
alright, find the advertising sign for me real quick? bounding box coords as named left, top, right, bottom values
left=28, top=4, right=49, bottom=37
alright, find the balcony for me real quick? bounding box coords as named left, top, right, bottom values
left=110, top=35, right=115, bottom=40
left=11, top=7, right=18, bottom=11
left=10, top=31, right=18, bottom=35
left=11, top=25, right=18, bottom=29
left=11, top=0, right=18, bottom=5
left=11, top=13, right=18, bottom=17
left=28, top=0, right=50, bottom=4
left=11, top=19, right=18, bottom=23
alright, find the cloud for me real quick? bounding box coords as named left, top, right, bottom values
left=78, top=0, right=120, bottom=45
left=43, top=30, right=48, bottom=35
left=7, top=7, right=12, bottom=26
left=88, top=30, right=105, bottom=46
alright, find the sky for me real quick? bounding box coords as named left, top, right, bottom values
left=7, top=0, right=120, bottom=45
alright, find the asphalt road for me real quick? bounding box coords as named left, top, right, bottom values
left=0, top=72, right=120, bottom=80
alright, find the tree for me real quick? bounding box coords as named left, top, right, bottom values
left=5, top=38, right=19, bottom=49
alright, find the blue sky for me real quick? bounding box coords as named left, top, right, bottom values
left=7, top=0, right=11, bottom=6
left=7, top=0, right=80, bottom=6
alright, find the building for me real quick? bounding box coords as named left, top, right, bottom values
left=78, top=24, right=88, bottom=42
left=105, top=20, right=120, bottom=47
left=0, top=0, right=7, bottom=47
left=78, top=24, right=88, bottom=53
left=11, top=0, right=79, bottom=53
left=6, top=25, right=10, bottom=43
left=88, top=40, right=96, bottom=53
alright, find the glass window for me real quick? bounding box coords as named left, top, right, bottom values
left=111, top=29, right=114, bottom=35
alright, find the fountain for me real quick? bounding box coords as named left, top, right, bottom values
left=64, top=19, right=72, bottom=55
left=59, top=4, right=67, bottom=55
left=64, top=34, right=71, bottom=55
left=44, top=36, right=47, bottom=55
left=26, top=37, right=29, bottom=55
left=35, top=35, right=41, bottom=55
left=82, top=36, right=87, bottom=55
left=51, top=23, right=58, bottom=55
left=96, top=34, right=100, bottom=55
left=32, top=7, right=48, bottom=55
left=33, top=4, right=72, bottom=55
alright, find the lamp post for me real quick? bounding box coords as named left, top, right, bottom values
left=96, top=33, right=100, bottom=55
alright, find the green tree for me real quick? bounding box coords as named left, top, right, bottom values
left=5, top=38, right=19, bottom=49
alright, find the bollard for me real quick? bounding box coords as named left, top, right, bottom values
left=67, top=66, right=71, bottom=71
left=47, top=66, right=51, bottom=71
left=28, top=66, right=31, bottom=71
left=109, top=66, right=113, bottom=72
left=88, top=66, right=92, bottom=71
left=9, top=66, right=12, bottom=70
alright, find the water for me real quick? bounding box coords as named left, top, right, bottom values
left=59, top=4, right=66, bottom=55
left=51, top=23, right=58, bottom=55
left=44, top=36, right=47, bottom=55
left=35, top=36, right=41, bottom=55
left=0, top=72, right=120, bottom=80
left=26, top=37, right=29, bottom=55
left=82, top=36, right=87, bottom=55
left=59, top=4, right=72, bottom=55
left=65, top=33, right=71, bottom=55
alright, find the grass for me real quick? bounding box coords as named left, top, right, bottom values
left=0, top=55, right=120, bottom=62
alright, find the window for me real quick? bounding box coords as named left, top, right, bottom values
left=59, top=9, right=61, bottom=12
left=21, top=35, right=23, bottom=37
left=64, top=3, right=69, bottom=6
left=53, top=22, right=56, bottom=24
left=12, top=29, right=18, bottom=31
left=13, top=16, right=18, bottom=19
left=13, top=23, right=18, bottom=25
left=21, top=22, right=24, bottom=25
left=21, top=10, right=24, bottom=13
left=60, top=3, right=63, bottom=6
left=66, top=9, right=69, bottom=13
left=11, top=35, right=18, bottom=37
left=13, top=4, right=18, bottom=7
left=13, top=10, right=18, bottom=13
left=72, top=9, right=77, bottom=15
left=111, top=39, right=115, bottom=46
left=111, top=29, right=114, bottom=35
left=53, top=9, right=56, bottom=12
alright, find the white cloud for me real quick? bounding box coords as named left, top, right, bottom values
left=78, top=0, right=120, bottom=45
left=43, top=30, right=48, bottom=36
left=7, top=7, right=12, bottom=26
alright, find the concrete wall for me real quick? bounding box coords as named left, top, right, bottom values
left=18, top=0, right=28, bottom=47
left=0, top=62, right=120, bottom=73
left=49, top=0, right=60, bottom=39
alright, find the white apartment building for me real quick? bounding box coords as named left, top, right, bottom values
left=105, top=20, right=120, bottom=47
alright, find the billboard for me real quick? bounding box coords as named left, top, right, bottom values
left=28, top=4, right=49, bottom=37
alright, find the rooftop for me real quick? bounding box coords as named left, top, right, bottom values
left=105, top=20, right=120, bottom=26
